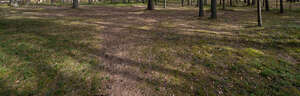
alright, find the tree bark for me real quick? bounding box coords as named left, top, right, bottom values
left=211, top=0, right=217, bottom=19
left=164, top=0, right=166, bottom=8
left=247, top=0, right=250, bottom=6
left=230, top=0, right=233, bottom=6
left=252, top=0, right=256, bottom=6
left=265, top=0, right=269, bottom=11
left=280, top=0, right=283, bottom=13
left=222, top=0, right=225, bottom=10
left=199, top=0, right=204, bottom=16
left=181, top=0, right=184, bottom=7
left=147, top=0, right=154, bottom=10
left=257, top=0, right=262, bottom=26
left=72, top=0, right=78, bottom=8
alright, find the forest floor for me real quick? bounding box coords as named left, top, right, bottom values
left=0, top=3, right=299, bottom=96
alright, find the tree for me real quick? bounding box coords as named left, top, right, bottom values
left=181, top=0, right=184, bottom=7
left=211, top=0, right=217, bottom=19
left=257, top=0, right=262, bottom=26
left=147, top=0, right=154, bottom=10
left=199, top=0, right=204, bottom=16
left=164, top=0, right=167, bottom=8
left=230, top=0, right=233, bottom=6
left=222, top=0, right=225, bottom=10
left=72, top=0, right=79, bottom=8
left=252, top=0, right=256, bottom=6
left=247, top=0, right=251, bottom=6
left=280, top=0, right=284, bottom=13
left=265, top=0, right=269, bottom=11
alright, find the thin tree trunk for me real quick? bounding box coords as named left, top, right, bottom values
left=257, top=0, right=262, bottom=26
left=230, top=0, right=233, bottom=6
left=164, top=0, right=166, bottom=8
left=199, top=0, right=204, bottom=16
left=211, top=0, right=217, bottom=19
left=280, top=0, right=283, bottom=13
left=223, top=0, right=225, bottom=9
left=181, top=0, right=184, bottom=7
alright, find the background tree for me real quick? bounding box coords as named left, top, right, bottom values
left=199, top=0, right=204, bottom=16
left=164, top=0, right=167, bottom=8
left=265, top=0, right=269, bottom=11
left=147, top=0, right=154, bottom=10
left=280, top=0, right=283, bottom=13
left=223, top=0, right=225, bottom=10
left=72, top=0, right=79, bottom=8
left=211, top=0, right=217, bottom=19
left=257, top=0, right=262, bottom=26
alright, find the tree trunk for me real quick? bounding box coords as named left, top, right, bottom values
left=230, top=0, right=233, bottom=6
left=247, top=0, right=250, bottom=6
left=147, top=0, right=154, bottom=10
left=265, top=0, right=269, bottom=11
left=204, top=0, right=207, bottom=5
left=222, top=0, right=225, bottom=9
left=211, top=0, right=217, bottom=19
left=280, top=0, right=283, bottom=13
left=72, top=0, right=78, bottom=8
left=257, top=0, right=262, bottom=26
left=181, top=0, right=184, bottom=7
left=252, top=0, right=256, bottom=6
left=199, top=0, right=204, bottom=16
left=164, top=0, right=166, bottom=8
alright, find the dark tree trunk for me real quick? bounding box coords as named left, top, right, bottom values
left=219, top=0, right=222, bottom=5
left=265, top=0, right=269, bottom=11
left=181, top=0, right=184, bottom=7
left=88, top=0, right=92, bottom=4
left=280, top=0, right=283, bottom=13
left=72, top=0, right=79, bottom=8
left=247, top=0, right=251, bottom=6
left=257, top=0, right=262, bottom=26
left=147, top=0, right=154, bottom=10
left=211, top=0, right=217, bottom=19
left=230, top=0, right=233, bottom=6
left=204, top=0, right=207, bottom=5
left=223, top=0, right=225, bottom=9
left=199, top=0, right=204, bottom=16
left=252, top=0, right=256, bottom=6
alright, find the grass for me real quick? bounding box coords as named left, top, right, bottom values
left=0, top=3, right=299, bottom=96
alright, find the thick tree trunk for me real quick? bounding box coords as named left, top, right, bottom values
left=199, top=0, right=204, bottom=16
left=280, top=0, right=283, bottom=13
left=257, top=0, right=262, bottom=26
left=252, top=0, right=256, bottom=6
left=181, top=0, right=184, bottom=7
left=230, top=0, right=233, bottom=6
left=247, top=0, right=250, bottom=6
left=147, top=0, right=154, bottom=10
left=72, top=0, right=78, bottom=8
left=265, top=0, right=269, bottom=11
left=211, top=0, right=217, bottom=19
